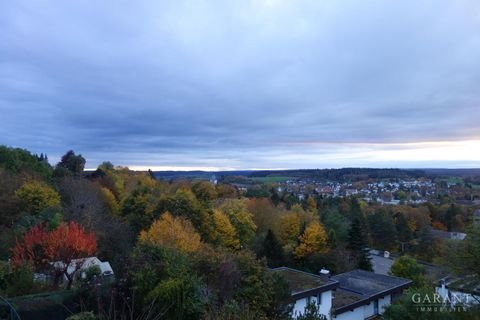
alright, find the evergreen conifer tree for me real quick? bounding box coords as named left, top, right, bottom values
left=263, top=229, right=285, bottom=267
left=348, top=217, right=372, bottom=271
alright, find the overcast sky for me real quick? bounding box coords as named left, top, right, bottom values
left=1, top=0, right=479, bottom=170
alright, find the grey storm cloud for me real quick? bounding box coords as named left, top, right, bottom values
left=0, top=0, right=479, bottom=169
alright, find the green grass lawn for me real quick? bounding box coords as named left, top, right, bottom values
left=251, top=176, right=291, bottom=183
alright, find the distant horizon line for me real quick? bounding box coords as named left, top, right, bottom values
left=84, top=167, right=480, bottom=172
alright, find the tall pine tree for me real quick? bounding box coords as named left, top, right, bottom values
left=348, top=217, right=372, bottom=271
left=263, top=229, right=285, bottom=267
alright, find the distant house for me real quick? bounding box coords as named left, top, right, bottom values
left=430, top=228, right=466, bottom=241
left=51, top=256, right=114, bottom=286
left=345, top=189, right=358, bottom=197
left=316, top=186, right=335, bottom=197
left=437, top=276, right=480, bottom=306
left=271, top=267, right=412, bottom=320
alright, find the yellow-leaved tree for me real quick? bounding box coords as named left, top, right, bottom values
left=139, top=212, right=201, bottom=253
left=294, top=221, right=328, bottom=259
left=100, top=187, right=120, bottom=216
left=219, top=199, right=257, bottom=246
left=211, top=209, right=240, bottom=250
left=15, top=181, right=61, bottom=214
left=306, top=197, right=317, bottom=213
left=278, top=212, right=301, bottom=245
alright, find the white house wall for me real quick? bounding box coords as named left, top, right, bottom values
left=363, top=301, right=374, bottom=319
left=320, top=291, right=332, bottom=320
left=378, top=295, right=391, bottom=314
left=292, top=297, right=307, bottom=317
left=292, top=290, right=333, bottom=320
left=335, top=295, right=391, bottom=320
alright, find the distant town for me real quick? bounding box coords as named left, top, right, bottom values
left=154, top=168, right=480, bottom=207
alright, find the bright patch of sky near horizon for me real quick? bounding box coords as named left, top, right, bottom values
left=0, top=0, right=479, bottom=170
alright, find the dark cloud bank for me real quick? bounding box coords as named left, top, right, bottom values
left=1, top=1, right=479, bottom=169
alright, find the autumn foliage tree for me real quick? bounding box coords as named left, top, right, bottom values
left=139, top=212, right=201, bottom=253
left=15, top=181, right=61, bottom=214
left=294, top=221, right=328, bottom=259
left=219, top=199, right=257, bottom=246
left=278, top=213, right=301, bottom=245
left=211, top=210, right=240, bottom=250
left=12, top=221, right=97, bottom=289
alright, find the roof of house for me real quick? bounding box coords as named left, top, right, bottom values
left=332, top=289, right=363, bottom=309
left=441, top=275, right=480, bottom=296
left=332, top=269, right=412, bottom=296
left=270, top=267, right=338, bottom=297
left=331, top=269, right=412, bottom=315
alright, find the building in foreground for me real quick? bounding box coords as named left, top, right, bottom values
left=331, top=269, right=412, bottom=320
left=271, top=267, right=412, bottom=320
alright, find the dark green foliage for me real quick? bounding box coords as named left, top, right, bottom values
left=270, top=191, right=281, bottom=206
left=447, top=226, right=480, bottom=279
left=348, top=218, right=372, bottom=271
left=414, top=227, right=436, bottom=261
left=192, top=181, right=217, bottom=204
left=268, top=273, right=293, bottom=319
left=390, top=256, right=427, bottom=288
left=204, top=300, right=263, bottom=320
left=54, top=150, right=86, bottom=177
left=395, top=212, right=413, bottom=243
left=349, top=198, right=362, bottom=219
left=245, top=187, right=270, bottom=198
left=367, top=210, right=397, bottom=250
left=357, top=249, right=373, bottom=272
left=262, top=229, right=285, bottom=267
left=327, top=229, right=337, bottom=248
left=445, top=204, right=463, bottom=231
left=347, top=218, right=366, bottom=251
left=0, top=169, right=24, bottom=227
left=0, top=146, right=52, bottom=180
left=283, top=194, right=299, bottom=210
left=130, top=244, right=206, bottom=320
left=0, top=226, right=16, bottom=260
left=122, top=186, right=156, bottom=233
left=293, top=302, right=327, bottom=320
left=1, top=265, right=43, bottom=297
left=156, top=189, right=203, bottom=229
left=14, top=209, right=63, bottom=233
left=322, top=210, right=350, bottom=246
left=232, top=250, right=274, bottom=315
left=249, top=168, right=424, bottom=181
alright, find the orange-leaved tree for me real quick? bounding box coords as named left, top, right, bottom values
left=12, top=221, right=97, bottom=289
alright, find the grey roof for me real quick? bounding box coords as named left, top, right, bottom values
left=332, top=289, right=363, bottom=309
left=332, top=269, right=412, bottom=297
left=473, top=209, right=480, bottom=217
left=331, top=269, right=412, bottom=315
